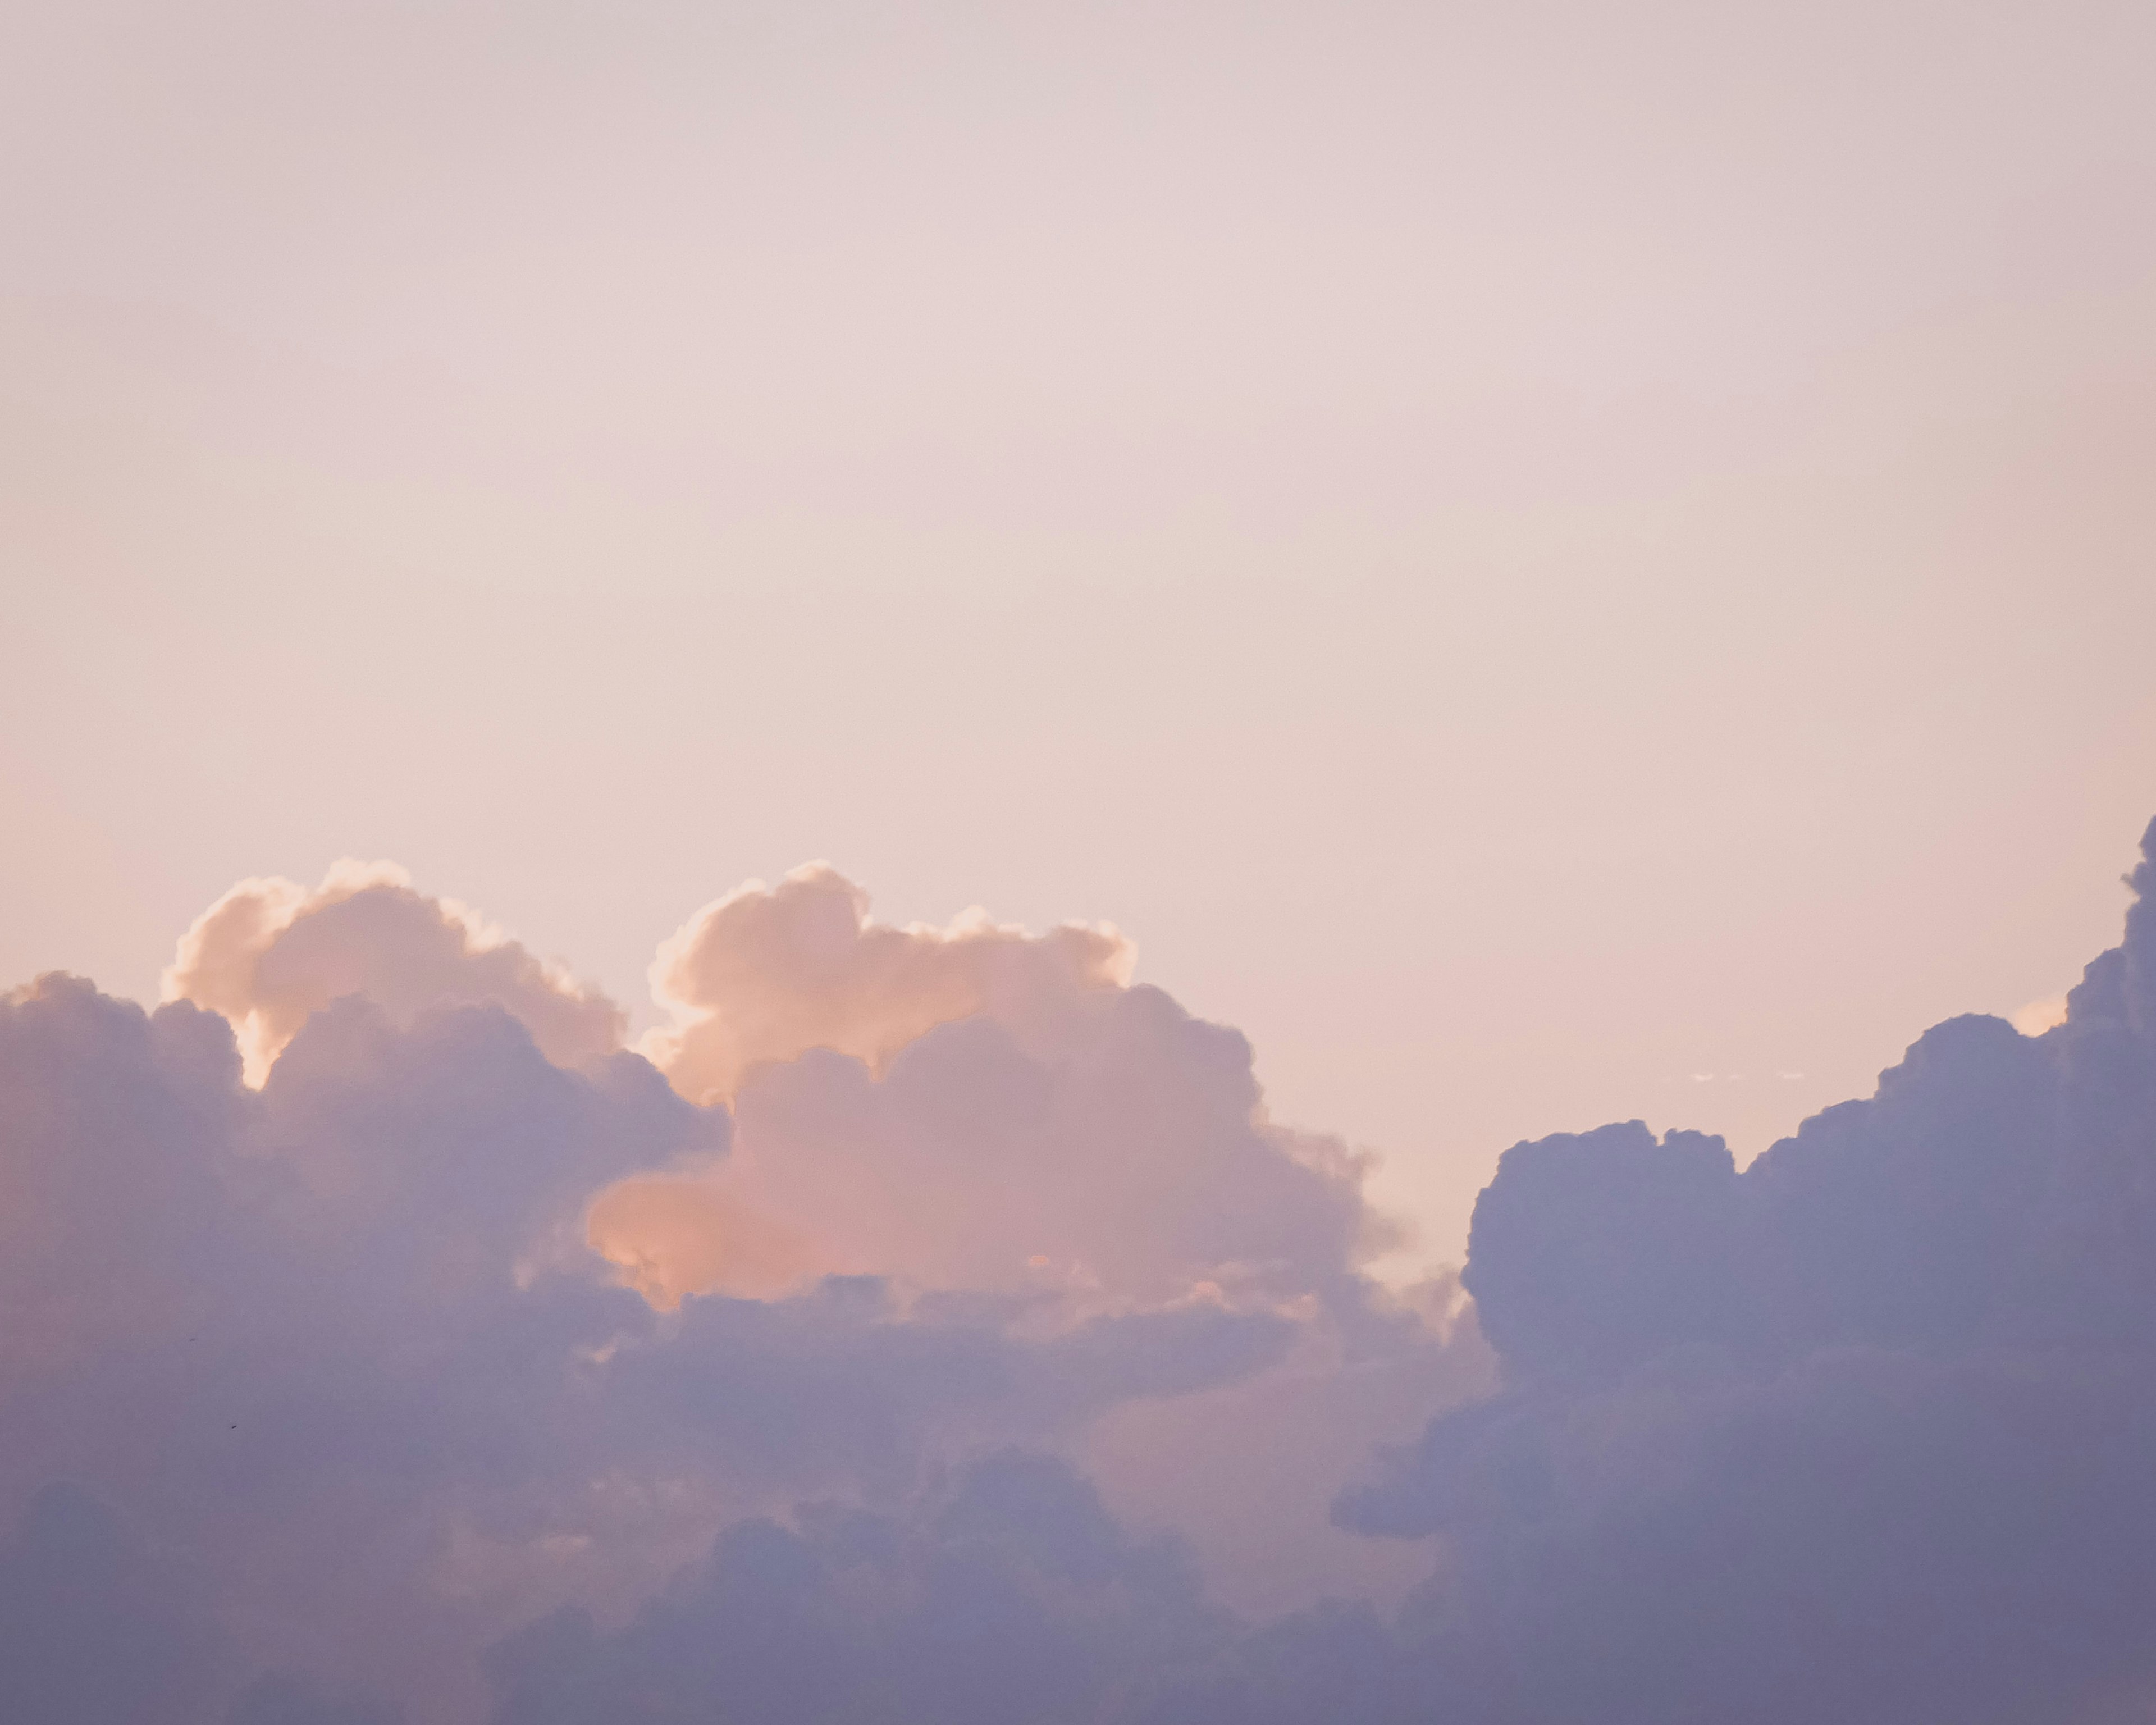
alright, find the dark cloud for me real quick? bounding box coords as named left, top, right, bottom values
left=1123, top=1596, right=1430, bottom=1725
left=0, top=1482, right=230, bottom=1725
left=229, top=1675, right=406, bottom=1725
left=481, top=1448, right=1459, bottom=1725
left=1336, top=819, right=2156, bottom=1722
left=485, top=1452, right=1227, bottom=1725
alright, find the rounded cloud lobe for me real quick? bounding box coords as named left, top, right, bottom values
left=601, top=865, right=1382, bottom=1312
left=165, top=861, right=625, bottom=1084
left=643, top=862, right=1134, bottom=1106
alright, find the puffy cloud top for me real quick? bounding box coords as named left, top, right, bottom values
left=643, top=863, right=1134, bottom=1105
left=165, top=862, right=624, bottom=1084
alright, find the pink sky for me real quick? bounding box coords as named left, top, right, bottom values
left=4, top=0, right=2154, bottom=1263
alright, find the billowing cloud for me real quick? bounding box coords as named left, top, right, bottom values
left=165, top=861, right=624, bottom=1084
left=0, top=976, right=704, bottom=1718
left=643, top=864, right=1132, bottom=1106
left=1330, top=818, right=2156, bottom=1722
left=0, top=970, right=1350, bottom=1719
left=592, top=862, right=1396, bottom=1320
left=2, top=861, right=1467, bottom=1721
left=25, top=822, right=2156, bottom=1722
left=601, top=988, right=1387, bottom=1308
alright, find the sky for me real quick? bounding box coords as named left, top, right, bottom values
left=5, top=4, right=2156, bottom=1719
left=5, top=0, right=2155, bottom=1262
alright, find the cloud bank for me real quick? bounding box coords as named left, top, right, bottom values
left=6, top=857, right=1467, bottom=1722
left=10, top=819, right=2156, bottom=1721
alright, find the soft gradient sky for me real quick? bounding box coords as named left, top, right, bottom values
left=5, top=0, right=2154, bottom=1260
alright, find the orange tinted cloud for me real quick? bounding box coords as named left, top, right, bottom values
left=146, top=856, right=1447, bottom=1630
left=642, top=863, right=1132, bottom=1106
left=586, top=1174, right=814, bottom=1306
left=164, top=860, right=623, bottom=1084
left=599, top=991, right=1389, bottom=1311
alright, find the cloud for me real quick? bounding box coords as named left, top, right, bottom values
left=1078, top=1276, right=1492, bottom=1619
left=476, top=1441, right=1473, bottom=1725
left=642, top=863, right=1132, bottom=1106
left=0, top=971, right=1306, bottom=1717
left=229, top=1675, right=406, bottom=1725
left=483, top=1451, right=1228, bottom=1725
left=32, top=820, right=2156, bottom=1722
left=1333, top=817, right=2156, bottom=1721
left=165, top=861, right=624, bottom=1084
left=2, top=861, right=1461, bottom=1721
left=0, top=976, right=708, bottom=1718
left=602, top=987, right=1387, bottom=1309
left=0, top=1482, right=230, bottom=1724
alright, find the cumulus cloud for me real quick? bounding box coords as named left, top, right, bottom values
left=642, top=863, right=1132, bottom=1106
left=28, top=819, right=2156, bottom=1722
left=1330, top=817, right=2156, bottom=1722
left=601, top=988, right=1386, bottom=1308
left=0, top=976, right=705, bottom=1718
left=2, top=861, right=1464, bottom=1721
left=0, top=972, right=1343, bottom=1720
left=165, top=861, right=624, bottom=1083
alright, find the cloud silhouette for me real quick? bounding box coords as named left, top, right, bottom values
left=1333, top=818, right=2156, bottom=1722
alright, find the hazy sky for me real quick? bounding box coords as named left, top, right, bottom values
left=6, top=0, right=2154, bottom=1260
left=9, top=11, right=2156, bottom=1719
